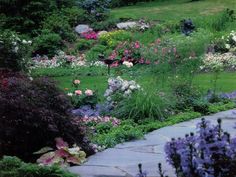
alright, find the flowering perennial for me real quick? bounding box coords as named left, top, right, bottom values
left=81, top=31, right=98, bottom=40
left=224, top=30, right=236, bottom=52
left=32, top=51, right=86, bottom=68
left=164, top=118, right=236, bottom=177
left=104, top=76, right=140, bottom=109
left=201, top=52, right=236, bottom=71
left=80, top=116, right=121, bottom=127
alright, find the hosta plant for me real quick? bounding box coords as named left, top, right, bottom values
left=35, top=138, right=86, bottom=167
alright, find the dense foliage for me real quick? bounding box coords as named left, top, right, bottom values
left=0, top=30, right=32, bottom=72
left=0, top=156, right=76, bottom=177
left=0, top=74, right=94, bottom=161
left=0, top=0, right=76, bottom=35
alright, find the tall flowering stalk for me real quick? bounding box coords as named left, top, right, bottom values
left=164, top=118, right=236, bottom=177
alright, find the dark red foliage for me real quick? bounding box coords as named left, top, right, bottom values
left=0, top=74, right=94, bottom=162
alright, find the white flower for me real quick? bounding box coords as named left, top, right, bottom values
left=124, top=89, right=132, bottom=96
left=22, top=39, right=27, bottom=44
left=232, top=36, right=236, bottom=42
left=13, top=46, right=19, bottom=53
left=225, top=44, right=231, bottom=49
left=106, top=96, right=112, bottom=101
left=123, top=61, right=133, bottom=68
left=129, top=85, right=136, bottom=90
left=67, top=93, right=73, bottom=97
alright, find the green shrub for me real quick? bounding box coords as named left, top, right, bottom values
left=75, top=39, right=94, bottom=51
left=172, top=81, right=201, bottom=111
left=164, top=28, right=214, bottom=59
left=208, top=101, right=235, bottom=113
left=208, top=9, right=235, bottom=32
left=93, top=122, right=143, bottom=148
left=33, top=30, right=63, bottom=57
left=192, top=98, right=210, bottom=115
left=99, top=30, right=132, bottom=48
left=91, top=18, right=120, bottom=31
left=61, top=7, right=86, bottom=27
left=85, top=44, right=108, bottom=62
left=113, top=89, right=174, bottom=122
left=0, top=30, right=32, bottom=72
left=78, top=0, right=111, bottom=22
left=0, top=156, right=76, bottom=177
left=43, top=13, right=76, bottom=42
left=0, top=0, right=78, bottom=36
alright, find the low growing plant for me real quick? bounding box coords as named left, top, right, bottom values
left=0, top=156, right=76, bottom=177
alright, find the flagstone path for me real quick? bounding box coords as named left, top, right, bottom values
left=69, top=110, right=236, bottom=177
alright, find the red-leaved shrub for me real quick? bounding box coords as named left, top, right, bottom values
left=0, top=74, right=94, bottom=161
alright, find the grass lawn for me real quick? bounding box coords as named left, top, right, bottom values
left=111, top=0, right=236, bottom=21
left=52, top=71, right=236, bottom=97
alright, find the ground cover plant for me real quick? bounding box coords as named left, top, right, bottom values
left=0, top=156, right=76, bottom=177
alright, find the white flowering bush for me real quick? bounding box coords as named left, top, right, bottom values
left=201, top=52, right=236, bottom=71
left=32, top=51, right=86, bottom=68
left=104, top=76, right=140, bottom=107
left=224, top=30, right=236, bottom=52
left=32, top=52, right=106, bottom=69
left=0, top=30, right=32, bottom=72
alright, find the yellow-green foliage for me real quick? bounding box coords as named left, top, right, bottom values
left=99, top=30, right=132, bottom=48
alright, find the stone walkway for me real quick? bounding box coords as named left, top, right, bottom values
left=69, top=110, right=236, bottom=177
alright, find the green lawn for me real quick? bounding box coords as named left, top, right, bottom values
left=52, top=71, right=236, bottom=97
left=111, top=0, right=236, bottom=21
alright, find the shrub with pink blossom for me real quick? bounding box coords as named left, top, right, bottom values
left=106, top=39, right=179, bottom=67
left=80, top=116, right=121, bottom=127
left=67, top=79, right=99, bottom=109
left=81, top=31, right=98, bottom=40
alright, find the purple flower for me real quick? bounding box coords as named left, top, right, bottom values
left=164, top=118, right=236, bottom=177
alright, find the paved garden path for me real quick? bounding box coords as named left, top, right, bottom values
left=69, top=110, right=236, bottom=177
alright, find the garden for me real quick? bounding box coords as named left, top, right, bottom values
left=1, top=0, right=236, bottom=176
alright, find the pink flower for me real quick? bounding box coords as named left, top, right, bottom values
left=173, top=47, right=177, bottom=54
left=85, top=89, right=93, bottom=96
left=81, top=31, right=98, bottom=40
left=75, top=90, right=82, bottom=95
left=124, top=49, right=129, bottom=55
left=111, top=61, right=119, bottom=67
left=73, top=79, right=81, bottom=84
left=156, top=38, right=161, bottom=44
left=134, top=41, right=140, bottom=49
left=145, top=60, right=151, bottom=64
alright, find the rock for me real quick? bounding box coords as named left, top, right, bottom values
left=97, top=30, right=108, bottom=38
left=117, top=22, right=137, bottom=29
left=75, top=24, right=92, bottom=34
